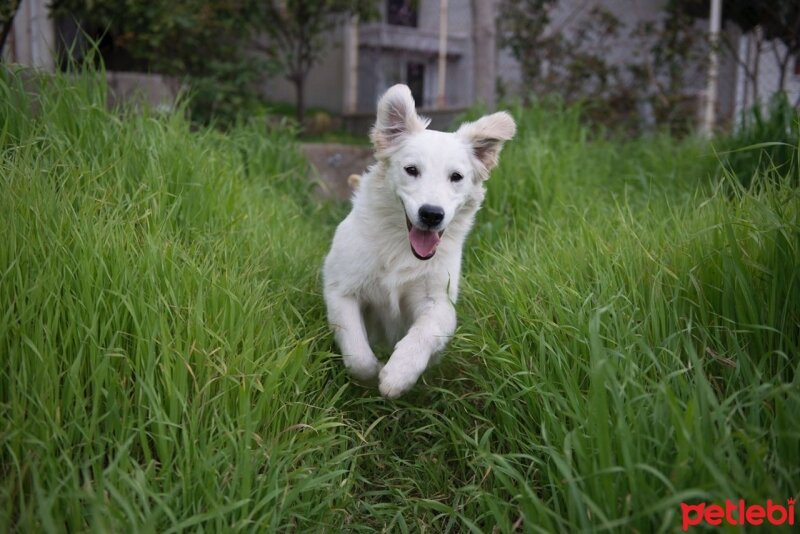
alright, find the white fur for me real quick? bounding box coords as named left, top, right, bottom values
left=323, top=84, right=516, bottom=398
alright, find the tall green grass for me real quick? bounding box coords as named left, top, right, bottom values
left=718, top=93, right=800, bottom=189
left=1, top=66, right=798, bottom=532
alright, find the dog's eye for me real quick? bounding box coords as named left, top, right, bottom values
left=404, top=165, right=419, bottom=177
left=450, top=172, right=463, bottom=183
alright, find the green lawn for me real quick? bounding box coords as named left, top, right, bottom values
left=1, top=67, right=798, bottom=532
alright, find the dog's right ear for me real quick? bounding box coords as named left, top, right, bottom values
left=370, top=84, right=430, bottom=155
left=456, top=111, right=516, bottom=178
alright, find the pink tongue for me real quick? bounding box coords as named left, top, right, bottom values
left=409, top=227, right=441, bottom=258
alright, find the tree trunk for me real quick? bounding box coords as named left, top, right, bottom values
left=0, top=1, right=21, bottom=59
left=294, top=74, right=306, bottom=127
left=752, top=28, right=761, bottom=106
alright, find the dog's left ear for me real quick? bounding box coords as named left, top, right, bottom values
left=371, top=84, right=430, bottom=155
left=457, top=112, right=516, bottom=177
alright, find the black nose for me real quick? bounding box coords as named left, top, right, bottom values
left=418, top=204, right=444, bottom=227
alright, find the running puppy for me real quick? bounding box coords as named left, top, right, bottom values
left=323, top=84, right=516, bottom=398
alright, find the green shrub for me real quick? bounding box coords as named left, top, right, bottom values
left=50, top=0, right=272, bottom=128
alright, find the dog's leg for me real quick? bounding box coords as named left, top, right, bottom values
left=326, top=293, right=381, bottom=381
left=379, top=299, right=455, bottom=398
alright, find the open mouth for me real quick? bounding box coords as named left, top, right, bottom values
left=405, top=215, right=444, bottom=260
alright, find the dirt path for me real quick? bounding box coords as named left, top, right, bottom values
left=301, top=143, right=374, bottom=200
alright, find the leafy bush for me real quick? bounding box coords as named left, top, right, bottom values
left=50, top=0, right=272, bottom=127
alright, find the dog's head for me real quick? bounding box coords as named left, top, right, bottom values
left=370, top=84, right=516, bottom=260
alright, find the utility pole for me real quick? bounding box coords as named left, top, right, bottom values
left=343, top=15, right=359, bottom=114
left=436, top=0, right=448, bottom=109
left=701, top=0, right=722, bottom=136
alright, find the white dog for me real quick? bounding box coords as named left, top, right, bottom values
left=323, top=84, right=516, bottom=398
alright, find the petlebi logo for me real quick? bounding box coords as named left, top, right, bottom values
left=680, top=499, right=796, bottom=530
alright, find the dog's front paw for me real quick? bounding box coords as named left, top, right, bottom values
left=378, top=360, right=422, bottom=399
left=344, top=354, right=382, bottom=382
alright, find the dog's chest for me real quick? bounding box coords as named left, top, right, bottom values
left=360, top=274, right=421, bottom=347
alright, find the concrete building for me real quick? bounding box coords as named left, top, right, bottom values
left=264, top=0, right=482, bottom=116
